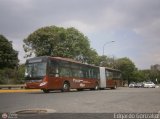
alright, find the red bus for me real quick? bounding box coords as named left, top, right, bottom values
left=25, top=56, right=122, bottom=93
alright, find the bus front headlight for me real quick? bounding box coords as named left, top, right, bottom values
left=39, top=82, right=47, bottom=87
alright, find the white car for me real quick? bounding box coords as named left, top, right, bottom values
left=129, top=82, right=136, bottom=88
left=143, top=82, right=155, bottom=88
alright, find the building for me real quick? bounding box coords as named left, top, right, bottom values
left=151, top=64, right=160, bottom=71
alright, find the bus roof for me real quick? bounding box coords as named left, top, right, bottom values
left=26, top=56, right=98, bottom=67
left=26, top=56, right=121, bottom=72
left=104, top=67, right=121, bottom=72
left=50, top=56, right=99, bottom=68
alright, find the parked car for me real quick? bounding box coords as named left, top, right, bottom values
left=143, top=82, right=155, bottom=88
left=135, top=83, right=143, bottom=88
left=129, top=82, right=136, bottom=88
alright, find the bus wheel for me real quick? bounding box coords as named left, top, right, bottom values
left=62, top=82, right=70, bottom=92
left=94, top=83, right=99, bottom=90
left=42, top=89, right=50, bottom=93
left=91, top=83, right=99, bottom=90
left=112, top=84, right=117, bottom=89
left=114, top=84, right=117, bottom=89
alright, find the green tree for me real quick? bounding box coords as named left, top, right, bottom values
left=131, top=70, right=146, bottom=82
left=116, top=57, right=137, bottom=83
left=0, top=68, right=15, bottom=84
left=0, top=35, right=19, bottom=69
left=23, top=26, right=97, bottom=64
left=96, top=55, right=116, bottom=68
left=97, top=55, right=109, bottom=67
left=148, top=69, right=160, bottom=83
left=76, top=48, right=99, bottom=65
left=17, top=64, right=25, bottom=83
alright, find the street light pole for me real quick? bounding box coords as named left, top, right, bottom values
left=102, top=41, right=115, bottom=55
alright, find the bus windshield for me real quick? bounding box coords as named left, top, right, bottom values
left=25, top=62, right=47, bottom=78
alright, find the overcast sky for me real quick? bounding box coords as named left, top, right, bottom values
left=0, top=0, right=160, bottom=69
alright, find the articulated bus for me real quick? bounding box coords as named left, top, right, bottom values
left=25, top=56, right=122, bottom=93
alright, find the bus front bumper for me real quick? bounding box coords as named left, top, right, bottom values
left=25, top=81, right=48, bottom=89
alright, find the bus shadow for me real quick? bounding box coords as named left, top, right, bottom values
left=27, top=89, right=103, bottom=94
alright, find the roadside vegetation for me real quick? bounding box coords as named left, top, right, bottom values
left=0, top=26, right=159, bottom=84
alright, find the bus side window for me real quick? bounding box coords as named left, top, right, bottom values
left=109, top=71, right=113, bottom=79
left=106, top=70, right=113, bottom=80
left=81, top=67, right=88, bottom=78
left=49, top=61, right=59, bottom=77
left=93, top=69, right=99, bottom=79
left=105, top=70, right=108, bottom=79
left=59, top=67, right=72, bottom=77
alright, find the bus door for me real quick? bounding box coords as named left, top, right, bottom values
left=48, top=61, right=62, bottom=89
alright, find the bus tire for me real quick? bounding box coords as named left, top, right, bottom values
left=91, top=83, right=99, bottom=90
left=42, top=89, right=50, bottom=93
left=62, top=82, right=70, bottom=92
left=111, top=84, right=117, bottom=89
left=94, top=83, right=99, bottom=90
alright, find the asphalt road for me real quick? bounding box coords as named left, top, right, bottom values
left=0, top=87, right=160, bottom=119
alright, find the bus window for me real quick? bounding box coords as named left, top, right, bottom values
left=79, top=70, right=83, bottom=78
left=25, top=62, right=47, bottom=78
left=56, top=60, right=72, bottom=77
left=49, top=60, right=59, bottom=77
left=88, top=69, right=91, bottom=78
left=113, top=72, right=121, bottom=79
left=93, top=69, right=99, bottom=79
left=71, top=64, right=81, bottom=78
left=106, top=70, right=113, bottom=79
left=59, top=67, right=72, bottom=77
left=81, top=67, right=89, bottom=78
left=81, top=67, right=99, bottom=79
left=72, top=69, right=79, bottom=78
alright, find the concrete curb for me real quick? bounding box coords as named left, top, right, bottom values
left=0, top=89, right=41, bottom=93
left=0, top=85, right=25, bottom=89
